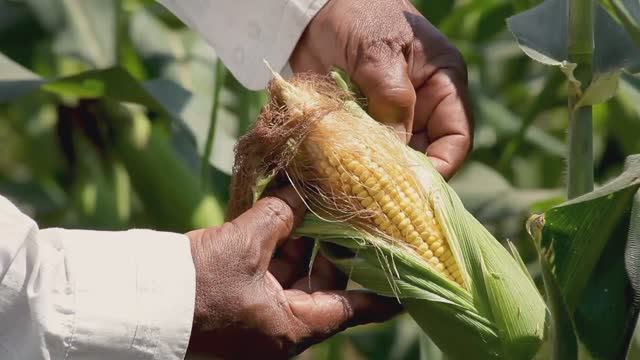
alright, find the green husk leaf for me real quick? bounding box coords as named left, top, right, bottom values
left=411, top=150, right=547, bottom=359
left=293, top=147, right=548, bottom=359
left=508, top=241, right=537, bottom=288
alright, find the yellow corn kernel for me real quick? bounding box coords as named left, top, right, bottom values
left=305, top=143, right=463, bottom=286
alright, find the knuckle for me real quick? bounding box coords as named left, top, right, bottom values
left=354, top=30, right=411, bottom=66
left=330, top=293, right=354, bottom=329
left=224, top=220, right=261, bottom=270
left=383, top=85, right=416, bottom=109
left=258, top=197, right=294, bottom=233
left=445, top=47, right=468, bottom=83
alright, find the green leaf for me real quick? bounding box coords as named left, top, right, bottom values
left=599, top=0, right=640, bottom=49
left=451, top=162, right=562, bottom=227
left=0, top=53, right=43, bottom=102
left=71, top=147, right=131, bottom=230
left=418, top=331, right=445, bottom=360
left=0, top=1, right=30, bottom=32
left=507, top=0, right=640, bottom=106
left=41, top=68, right=149, bottom=104
left=411, top=0, right=455, bottom=26
left=475, top=2, right=515, bottom=43
left=439, top=0, right=505, bottom=39
left=349, top=317, right=422, bottom=360
left=575, top=70, right=622, bottom=108
left=474, top=92, right=565, bottom=157
left=530, top=155, right=640, bottom=359
left=129, top=8, right=243, bottom=178
left=507, top=0, right=568, bottom=66
left=130, top=7, right=218, bottom=95
left=97, top=100, right=225, bottom=230
left=0, top=177, right=64, bottom=218
left=28, top=67, right=225, bottom=229
left=24, top=0, right=65, bottom=31
left=53, top=0, right=118, bottom=68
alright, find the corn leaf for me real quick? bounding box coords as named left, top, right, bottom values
left=528, top=154, right=640, bottom=359
left=599, top=0, right=640, bottom=49
left=296, top=216, right=502, bottom=360
left=0, top=53, right=43, bottom=102
left=507, top=0, right=640, bottom=107
left=4, top=66, right=226, bottom=229
left=27, top=0, right=118, bottom=69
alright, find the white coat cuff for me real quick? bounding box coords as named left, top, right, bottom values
left=227, top=0, right=330, bottom=89
left=257, top=0, right=330, bottom=89
left=42, top=228, right=195, bottom=360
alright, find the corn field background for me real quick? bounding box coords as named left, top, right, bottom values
left=1, top=0, right=640, bottom=359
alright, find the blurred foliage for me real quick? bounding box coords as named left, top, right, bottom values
left=1, top=0, right=639, bottom=358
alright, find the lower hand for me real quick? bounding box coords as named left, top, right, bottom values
left=186, top=187, right=401, bottom=359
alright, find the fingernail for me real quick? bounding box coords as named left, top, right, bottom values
left=390, top=122, right=411, bottom=143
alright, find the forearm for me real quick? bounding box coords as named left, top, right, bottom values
left=157, top=0, right=329, bottom=90
left=0, top=196, right=195, bottom=360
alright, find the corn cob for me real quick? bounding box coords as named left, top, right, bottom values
left=228, top=67, right=547, bottom=360
left=302, top=140, right=464, bottom=285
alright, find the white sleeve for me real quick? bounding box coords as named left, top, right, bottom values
left=157, top=0, right=329, bottom=90
left=0, top=195, right=195, bottom=360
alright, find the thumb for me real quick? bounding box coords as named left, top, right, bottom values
left=285, top=289, right=402, bottom=352
left=351, top=55, right=416, bottom=142
left=230, top=186, right=306, bottom=269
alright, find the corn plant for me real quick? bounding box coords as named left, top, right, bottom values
left=508, top=0, right=640, bottom=358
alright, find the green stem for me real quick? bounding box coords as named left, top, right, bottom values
left=567, top=0, right=595, bottom=199
left=201, top=59, right=226, bottom=189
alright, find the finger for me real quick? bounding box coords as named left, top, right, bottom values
left=290, top=254, right=347, bottom=292
left=285, top=289, right=402, bottom=342
left=411, top=68, right=472, bottom=179
left=351, top=53, right=416, bottom=142
left=290, top=37, right=327, bottom=73
left=269, top=237, right=313, bottom=287
left=231, top=186, right=306, bottom=268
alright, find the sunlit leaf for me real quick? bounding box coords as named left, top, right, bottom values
left=350, top=317, right=422, bottom=360
left=24, top=0, right=65, bottom=31
left=51, top=0, right=117, bottom=68
left=0, top=52, right=43, bottom=102
left=474, top=92, right=565, bottom=157
left=451, top=161, right=562, bottom=241
left=130, top=7, right=217, bottom=94
left=143, top=78, right=237, bottom=175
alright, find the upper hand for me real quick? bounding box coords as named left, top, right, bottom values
left=186, top=187, right=401, bottom=359
left=291, top=0, right=473, bottom=179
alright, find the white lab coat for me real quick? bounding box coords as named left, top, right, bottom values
left=0, top=1, right=327, bottom=359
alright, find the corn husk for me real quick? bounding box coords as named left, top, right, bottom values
left=228, top=68, right=547, bottom=360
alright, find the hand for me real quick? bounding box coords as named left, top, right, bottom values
left=186, top=187, right=401, bottom=359
left=291, top=0, right=473, bottom=179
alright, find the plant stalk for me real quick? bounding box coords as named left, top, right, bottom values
left=567, top=0, right=595, bottom=199
left=201, top=59, right=226, bottom=189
